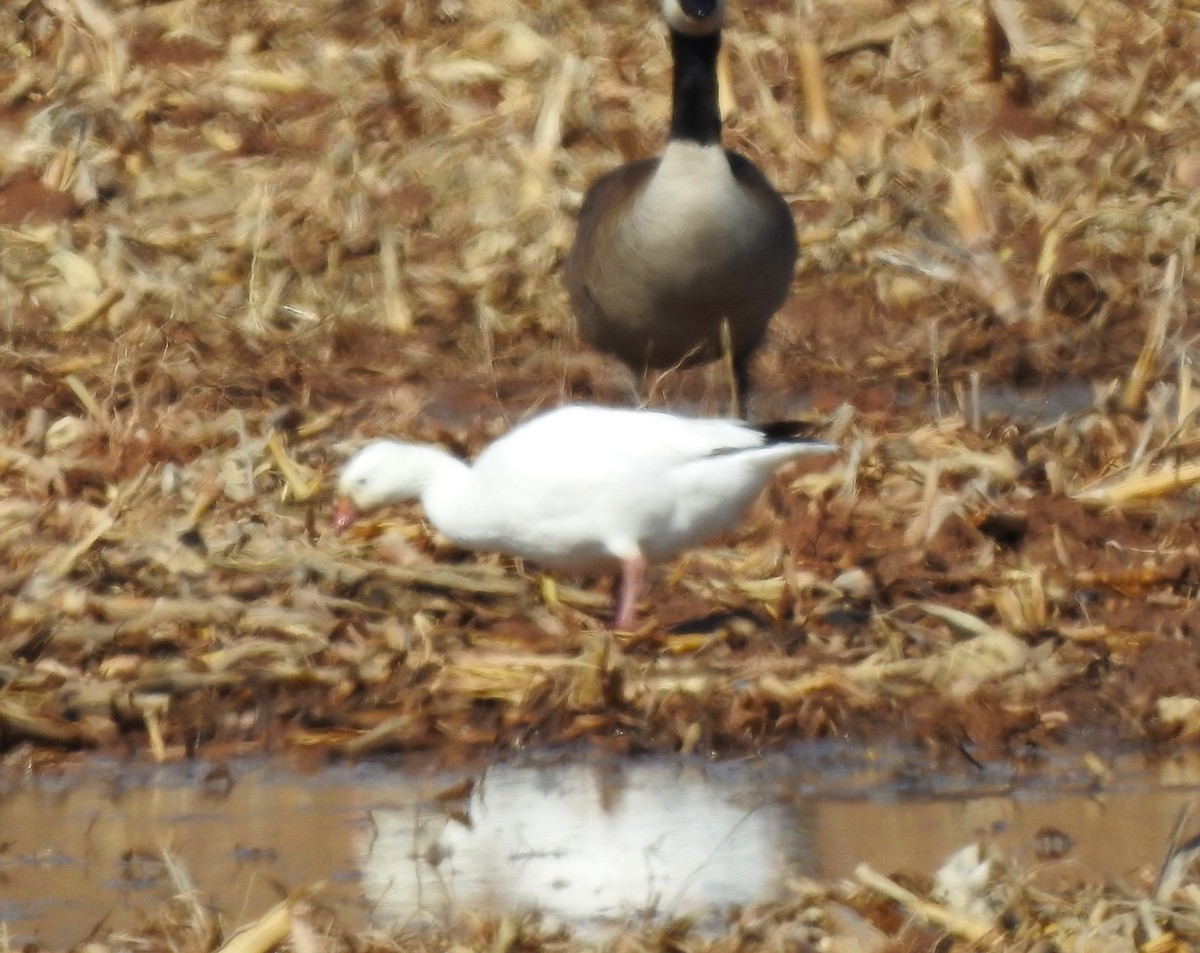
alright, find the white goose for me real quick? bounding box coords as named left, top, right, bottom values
left=334, top=405, right=835, bottom=630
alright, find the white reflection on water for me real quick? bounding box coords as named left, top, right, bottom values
left=359, top=758, right=802, bottom=928
left=5, top=745, right=1200, bottom=948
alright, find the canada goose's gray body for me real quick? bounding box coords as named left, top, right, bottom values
left=566, top=0, right=797, bottom=412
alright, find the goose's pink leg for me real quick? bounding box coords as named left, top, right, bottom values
left=613, top=554, right=647, bottom=631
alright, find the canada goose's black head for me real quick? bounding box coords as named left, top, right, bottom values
left=662, top=0, right=725, bottom=37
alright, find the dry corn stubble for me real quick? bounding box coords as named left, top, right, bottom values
left=7, top=0, right=1200, bottom=949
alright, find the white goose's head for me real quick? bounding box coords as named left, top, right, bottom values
left=334, top=440, right=447, bottom=531
left=662, top=0, right=725, bottom=36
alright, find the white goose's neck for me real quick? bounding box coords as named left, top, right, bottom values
left=364, top=443, right=502, bottom=553
left=420, top=456, right=494, bottom=549
left=377, top=445, right=470, bottom=510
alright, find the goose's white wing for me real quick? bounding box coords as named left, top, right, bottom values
left=442, top=407, right=761, bottom=569
left=474, top=405, right=764, bottom=476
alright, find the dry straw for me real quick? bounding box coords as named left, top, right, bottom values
left=0, top=0, right=1197, bottom=819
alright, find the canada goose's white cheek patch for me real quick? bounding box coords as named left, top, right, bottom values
left=661, top=0, right=725, bottom=37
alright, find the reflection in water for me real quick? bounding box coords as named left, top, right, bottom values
left=2, top=747, right=1199, bottom=948
left=361, top=759, right=800, bottom=928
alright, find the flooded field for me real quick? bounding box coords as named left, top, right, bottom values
left=5, top=745, right=1199, bottom=948
left=5, top=0, right=1200, bottom=948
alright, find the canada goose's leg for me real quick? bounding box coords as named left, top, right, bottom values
left=732, top=351, right=754, bottom=420
left=613, top=553, right=648, bottom=631
left=718, top=318, right=755, bottom=419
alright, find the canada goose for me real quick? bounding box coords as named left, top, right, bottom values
left=334, top=405, right=835, bottom=630
left=565, top=0, right=797, bottom=416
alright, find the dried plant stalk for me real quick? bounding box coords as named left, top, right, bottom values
left=215, top=898, right=292, bottom=953
left=717, top=42, right=735, bottom=120
left=981, top=0, right=1008, bottom=83
left=797, top=31, right=831, bottom=144
left=531, top=53, right=580, bottom=165
left=266, top=433, right=320, bottom=502
left=1074, top=461, right=1200, bottom=507
left=1122, top=254, right=1179, bottom=412
left=379, top=229, right=413, bottom=334
left=62, top=285, right=124, bottom=332
left=0, top=699, right=102, bottom=746
left=855, top=864, right=997, bottom=944
left=946, top=158, right=1022, bottom=325
left=63, top=373, right=105, bottom=420
left=51, top=512, right=115, bottom=578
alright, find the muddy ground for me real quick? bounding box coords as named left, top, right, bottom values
left=2, top=0, right=1199, bottom=767
left=2, top=0, right=1200, bottom=946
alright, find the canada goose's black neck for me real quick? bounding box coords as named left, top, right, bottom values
left=668, top=28, right=722, bottom=146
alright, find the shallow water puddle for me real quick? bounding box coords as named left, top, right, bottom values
left=3, top=746, right=1199, bottom=947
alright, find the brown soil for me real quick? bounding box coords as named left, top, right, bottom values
left=3, top=0, right=1200, bottom=775
left=9, top=1, right=1200, bottom=949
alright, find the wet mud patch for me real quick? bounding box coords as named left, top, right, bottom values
left=7, top=747, right=1200, bottom=949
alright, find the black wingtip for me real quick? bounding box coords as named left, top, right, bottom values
left=757, top=419, right=827, bottom=444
